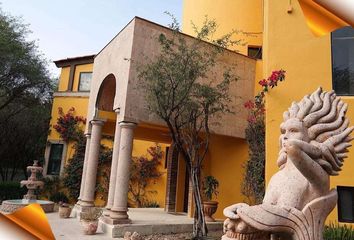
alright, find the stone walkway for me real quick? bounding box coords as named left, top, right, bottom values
left=47, top=208, right=223, bottom=239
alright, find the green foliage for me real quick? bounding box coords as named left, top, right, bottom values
left=62, top=132, right=86, bottom=200
left=242, top=119, right=265, bottom=204
left=128, top=144, right=163, bottom=207
left=0, top=182, right=27, bottom=202
left=0, top=7, right=53, bottom=113
left=49, top=192, right=69, bottom=204
left=323, top=223, right=354, bottom=240
left=95, top=145, right=113, bottom=204
left=242, top=70, right=286, bottom=204
left=53, top=107, right=86, bottom=142
left=62, top=132, right=112, bottom=201
left=137, top=13, right=239, bottom=238
left=39, top=176, right=62, bottom=200
left=52, top=105, right=112, bottom=203
left=0, top=103, right=51, bottom=181
left=202, top=176, right=219, bottom=201
left=141, top=200, right=160, bottom=208
left=0, top=7, right=53, bottom=181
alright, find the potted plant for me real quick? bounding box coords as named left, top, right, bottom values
left=58, top=201, right=72, bottom=218
left=202, top=175, right=219, bottom=222
left=80, top=207, right=103, bottom=235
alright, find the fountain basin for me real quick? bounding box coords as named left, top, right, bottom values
left=1, top=199, right=54, bottom=213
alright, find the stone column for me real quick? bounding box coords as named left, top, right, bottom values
left=109, top=122, right=136, bottom=224
left=104, top=113, right=122, bottom=216
left=77, top=132, right=91, bottom=205
left=80, top=120, right=104, bottom=207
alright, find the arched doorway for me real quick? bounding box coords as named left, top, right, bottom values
left=96, top=74, right=116, bottom=112
left=93, top=74, right=117, bottom=205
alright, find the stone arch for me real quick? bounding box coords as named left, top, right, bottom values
left=95, top=74, right=116, bottom=112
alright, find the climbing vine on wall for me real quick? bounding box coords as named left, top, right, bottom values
left=242, top=70, right=285, bottom=204
left=128, top=144, right=163, bottom=208
left=53, top=106, right=112, bottom=202
left=62, top=132, right=112, bottom=201
left=53, top=107, right=86, bottom=141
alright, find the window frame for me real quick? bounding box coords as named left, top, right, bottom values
left=44, top=140, right=67, bottom=176
left=337, top=186, right=354, bottom=223
left=78, top=72, right=93, bottom=92
left=247, top=45, right=262, bottom=60
left=331, top=27, right=354, bottom=96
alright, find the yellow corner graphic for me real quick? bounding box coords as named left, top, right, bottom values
left=298, top=0, right=353, bottom=36
left=0, top=204, right=55, bottom=240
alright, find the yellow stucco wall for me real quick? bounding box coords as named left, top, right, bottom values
left=182, top=0, right=261, bottom=219
left=182, top=0, right=263, bottom=55
left=263, top=0, right=354, bottom=225
left=48, top=97, right=90, bottom=163
left=206, top=135, right=249, bottom=219
left=130, top=140, right=169, bottom=208
left=58, top=67, right=70, bottom=91
left=183, top=0, right=354, bottom=225
left=50, top=64, right=171, bottom=207
left=73, top=64, right=94, bottom=91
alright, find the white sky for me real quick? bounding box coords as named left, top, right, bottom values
left=0, top=0, right=182, bottom=77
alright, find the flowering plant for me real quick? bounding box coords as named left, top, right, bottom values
left=53, top=107, right=86, bottom=141
left=242, top=69, right=285, bottom=204
left=245, top=69, right=286, bottom=124
left=258, top=69, right=286, bottom=92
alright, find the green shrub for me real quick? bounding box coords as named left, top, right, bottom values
left=142, top=200, right=160, bottom=208
left=0, top=182, right=26, bottom=202
left=49, top=192, right=69, bottom=203
left=128, top=145, right=163, bottom=207
left=62, top=132, right=112, bottom=201
left=62, top=133, right=86, bottom=200
left=39, top=176, right=62, bottom=200
left=324, top=222, right=354, bottom=240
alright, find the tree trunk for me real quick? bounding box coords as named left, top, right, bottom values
left=190, top=167, right=208, bottom=239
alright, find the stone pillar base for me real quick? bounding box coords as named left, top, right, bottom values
left=70, top=204, right=96, bottom=219
left=103, top=208, right=111, bottom=216
left=101, top=215, right=132, bottom=225
left=70, top=204, right=82, bottom=219
left=79, top=200, right=95, bottom=207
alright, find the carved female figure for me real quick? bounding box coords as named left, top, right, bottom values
left=223, top=88, right=353, bottom=240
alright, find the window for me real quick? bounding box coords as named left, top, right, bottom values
left=337, top=186, right=354, bottom=223
left=248, top=46, right=262, bottom=59
left=47, top=144, right=64, bottom=175
left=78, top=72, right=92, bottom=91
left=332, top=26, right=354, bottom=95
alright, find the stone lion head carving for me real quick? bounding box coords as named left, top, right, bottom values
left=278, top=87, right=353, bottom=175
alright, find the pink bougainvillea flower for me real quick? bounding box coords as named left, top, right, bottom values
left=244, top=100, right=255, bottom=109
left=258, top=79, right=268, bottom=87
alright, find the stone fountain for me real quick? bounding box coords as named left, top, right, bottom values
left=1, top=160, right=54, bottom=213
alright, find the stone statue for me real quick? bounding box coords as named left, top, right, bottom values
left=223, top=88, right=354, bottom=240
